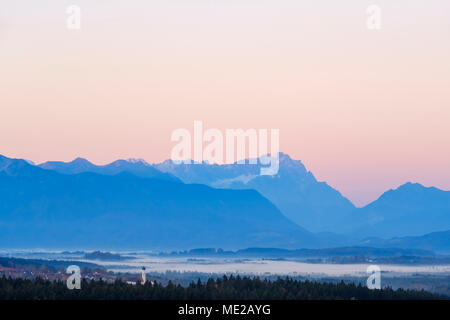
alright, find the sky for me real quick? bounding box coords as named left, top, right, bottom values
left=0, top=0, right=449, bottom=206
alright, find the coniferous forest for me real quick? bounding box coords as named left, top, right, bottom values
left=0, top=276, right=443, bottom=300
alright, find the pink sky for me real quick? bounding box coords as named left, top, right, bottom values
left=0, top=0, right=449, bottom=206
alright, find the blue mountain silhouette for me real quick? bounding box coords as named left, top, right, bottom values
left=39, top=157, right=179, bottom=182
left=358, top=230, right=450, bottom=254
left=2, top=153, right=449, bottom=249
left=342, top=183, right=450, bottom=238
left=0, top=154, right=315, bottom=249
left=155, top=155, right=450, bottom=238
left=155, top=153, right=356, bottom=233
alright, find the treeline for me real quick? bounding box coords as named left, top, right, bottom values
left=0, top=275, right=444, bottom=300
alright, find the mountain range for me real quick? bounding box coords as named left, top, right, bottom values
left=154, top=154, right=450, bottom=239
left=39, top=157, right=179, bottom=182
left=0, top=154, right=315, bottom=250
left=342, top=183, right=450, bottom=238
left=358, top=230, right=450, bottom=254
left=0, top=153, right=449, bottom=250
left=155, top=153, right=356, bottom=233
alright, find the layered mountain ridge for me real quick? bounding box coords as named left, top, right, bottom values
left=0, top=153, right=448, bottom=250
left=0, top=154, right=315, bottom=250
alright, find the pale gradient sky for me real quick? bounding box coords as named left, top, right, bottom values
left=0, top=0, right=449, bottom=206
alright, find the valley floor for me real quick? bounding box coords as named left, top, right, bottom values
left=2, top=250, right=450, bottom=296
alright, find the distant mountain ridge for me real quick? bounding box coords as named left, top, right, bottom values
left=41, top=153, right=357, bottom=233
left=358, top=230, right=450, bottom=254
left=155, top=155, right=450, bottom=238
left=39, top=157, right=180, bottom=182
left=162, top=246, right=435, bottom=258
left=155, top=153, right=356, bottom=233
left=343, top=183, right=450, bottom=238
left=2, top=153, right=449, bottom=247
left=0, top=154, right=316, bottom=250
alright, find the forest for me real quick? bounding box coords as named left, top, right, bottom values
left=0, top=275, right=444, bottom=300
